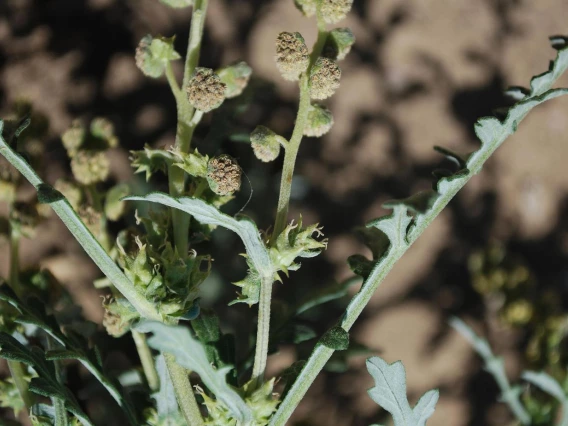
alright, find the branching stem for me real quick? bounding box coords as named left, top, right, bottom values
left=251, top=18, right=329, bottom=389
left=164, top=353, right=204, bottom=426
left=132, top=330, right=159, bottom=392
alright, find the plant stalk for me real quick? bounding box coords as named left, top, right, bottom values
left=165, top=2, right=209, bottom=423
left=164, top=353, right=204, bottom=426
left=132, top=330, right=159, bottom=392
left=168, top=0, right=208, bottom=257
left=251, top=19, right=329, bottom=389
left=268, top=91, right=568, bottom=426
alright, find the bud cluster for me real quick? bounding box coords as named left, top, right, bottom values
left=206, top=155, right=242, bottom=196
left=309, top=57, right=341, bottom=100
left=187, top=68, right=226, bottom=112
left=250, top=125, right=285, bottom=162
left=275, top=32, right=310, bottom=81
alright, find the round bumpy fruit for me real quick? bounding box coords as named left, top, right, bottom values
left=206, top=155, right=242, bottom=196
left=275, top=32, right=310, bottom=81
left=187, top=68, right=226, bottom=112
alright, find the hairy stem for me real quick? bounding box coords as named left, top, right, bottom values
left=272, top=23, right=328, bottom=239
left=132, top=330, right=159, bottom=392
left=164, top=353, right=204, bottom=426
left=269, top=90, right=568, bottom=426
left=165, top=2, right=209, bottom=423
left=48, top=337, right=69, bottom=426
left=250, top=19, right=330, bottom=389
left=168, top=0, right=208, bottom=257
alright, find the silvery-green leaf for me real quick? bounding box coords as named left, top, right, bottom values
left=413, top=390, right=439, bottom=426
left=366, top=356, right=439, bottom=426
left=137, top=321, right=253, bottom=424
left=521, top=371, right=566, bottom=402
left=366, top=357, right=414, bottom=425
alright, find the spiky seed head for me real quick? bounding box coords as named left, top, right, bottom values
left=304, top=104, right=334, bottom=137
left=206, top=155, right=242, bottom=195
left=294, top=0, right=317, bottom=17
left=61, top=121, right=86, bottom=156
left=218, top=61, right=253, bottom=98
left=250, top=126, right=284, bottom=162
left=322, top=28, right=355, bottom=61
left=320, top=0, right=353, bottom=24
left=71, top=150, right=110, bottom=185
left=309, top=57, right=341, bottom=100
left=187, top=68, right=226, bottom=112
left=275, top=32, right=310, bottom=81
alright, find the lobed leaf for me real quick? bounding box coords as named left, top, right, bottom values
left=137, top=321, right=253, bottom=424
left=366, top=356, right=438, bottom=426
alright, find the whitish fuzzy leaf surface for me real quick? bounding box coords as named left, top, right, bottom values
left=366, top=356, right=438, bottom=426
left=137, top=321, right=253, bottom=424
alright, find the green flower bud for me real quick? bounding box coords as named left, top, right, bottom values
left=187, top=68, right=226, bottom=112
left=104, top=183, right=130, bottom=221
left=54, top=179, right=83, bottom=210
left=304, top=104, right=334, bottom=137
left=309, top=57, right=341, bottom=100
left=294, top=0, right=317, bottom=17
left=206, top=155, right=241, bottom=196
left=323, top=28, right=355, bottom=61
left=218, top=61, right=252, bottom=98
left=320, top=0, right=353, bottom=24
left=250, top=126, right=285, bottom=162
left=90, top=117, right=118, bottom=148
left=61, top=121, right=86, bottom=156
left=275, top=32, right=309, bottom=81
left=71, top=150, right=110, bottom=185
left=135, top=35, right=181, bottom=78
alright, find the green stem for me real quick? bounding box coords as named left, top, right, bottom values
left=132, top=330, right=159, bottom=392
left=48, top=337, right=69, bottom=426
left=250, top=19, right=329, bottom=389
left=250, top=274, right=273, bottom=387
left=164, top=353, right=204, bottom=426
left=168, top=0, right=208, bottom=257
left=164, top=4, right=209, bottom=423
left=272, top=23, right=328, bottom=240
left=268, top=84, right=568, bottom=426
left=0, top=127, right=162, bottom=321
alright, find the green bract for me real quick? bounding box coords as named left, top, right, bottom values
left=135, top=35, right=181, bottom=78
left=218, top=61, right=252, bottom=98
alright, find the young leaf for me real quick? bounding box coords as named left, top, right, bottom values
left=136, top=321, right=253, bottom=424
left=0, top=333, right=93, bottom=426
left=366, top=356, right=438, bottom=426
left=0, top=286, right=138, bottom=425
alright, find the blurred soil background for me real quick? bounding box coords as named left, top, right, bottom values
left=1, top=0, right=568, bottom=425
